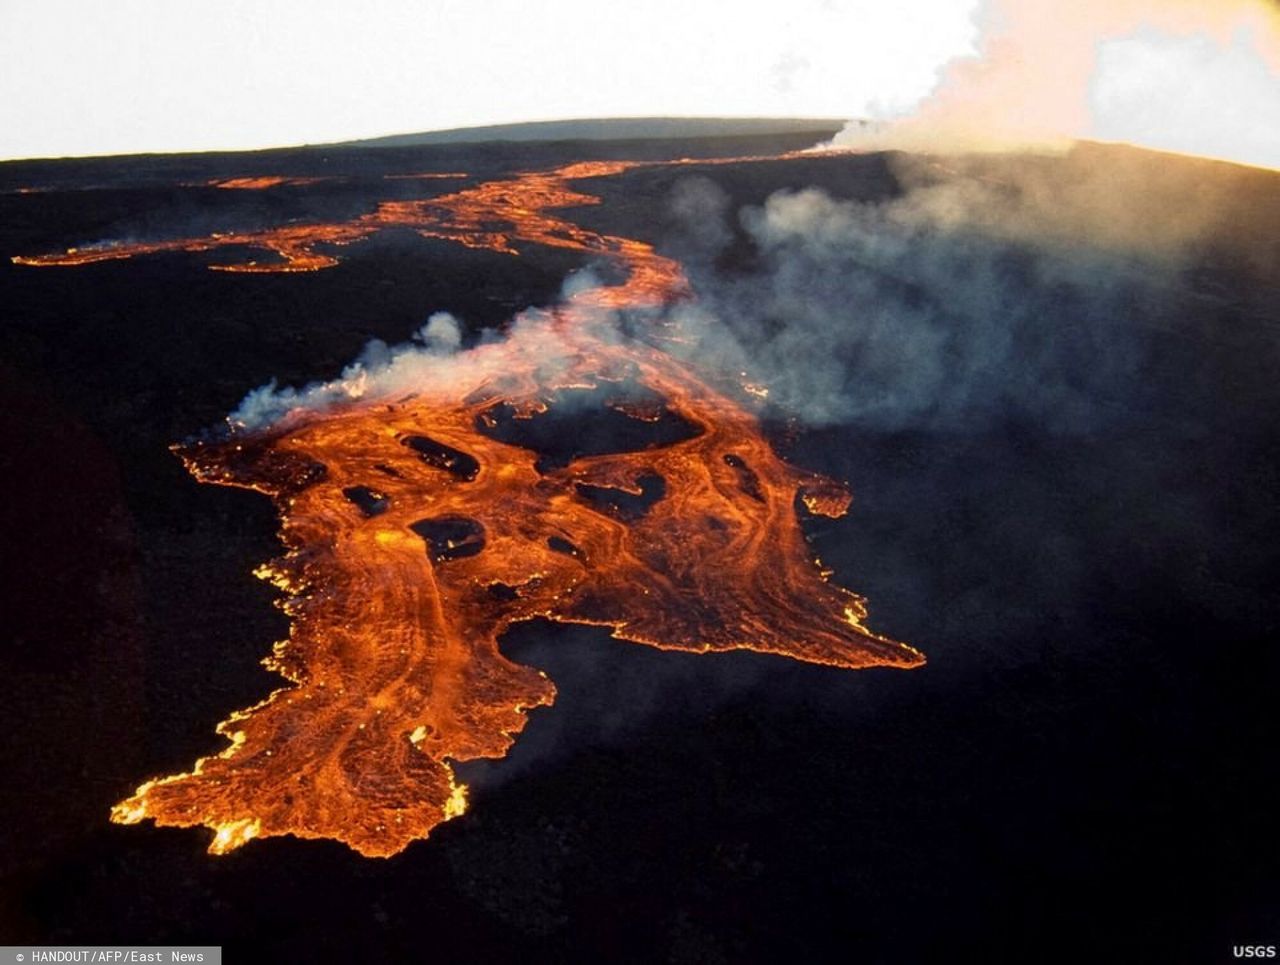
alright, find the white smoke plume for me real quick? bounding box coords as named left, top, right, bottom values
left=226, top=143, right=1277, bottom=439
left=224, top=269, right=625, bottom=433
left=829, top=0, right=1280, bottom=169
left=230, top=310, right=466, bottom=430
left=660, top=145, right=1278, bottom=432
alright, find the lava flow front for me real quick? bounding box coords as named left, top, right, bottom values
left=36, top=157, right=924, bottom=856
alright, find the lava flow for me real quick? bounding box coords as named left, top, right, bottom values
left=9, top=162, right=654, bottom=273
left=59, top=156, right=924, bottom=856
left=208, top=176, right=332, bottom=189
left=9, top=154, right=814, bottom=274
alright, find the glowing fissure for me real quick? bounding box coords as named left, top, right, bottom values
left=34, top=156, right=920, bottom=857
left=208, top=176, right=331, bottom=190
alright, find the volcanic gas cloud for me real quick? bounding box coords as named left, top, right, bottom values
left=23, top=159, right=921, bottom=856
left=831, top=0, right=1280, bottom=170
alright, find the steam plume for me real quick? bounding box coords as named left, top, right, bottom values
left=231, top=311, right=466, bottom=429
left=830, top=0, right=1280, bottom=169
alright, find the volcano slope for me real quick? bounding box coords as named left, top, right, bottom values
left=0, top=129, right=1276, bottom=961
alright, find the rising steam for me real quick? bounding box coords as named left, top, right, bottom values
left=231, top=311, right=467, bottom=429
left=830, top=0, right=1280, bottom=169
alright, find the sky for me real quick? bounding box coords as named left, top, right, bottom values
left=0, top=0, right=983, bottom=160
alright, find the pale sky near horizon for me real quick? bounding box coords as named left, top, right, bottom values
left=0, top=0, right=983, bottom=160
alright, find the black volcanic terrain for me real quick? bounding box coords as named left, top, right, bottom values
left=1, top=122, right=1277, bottom=962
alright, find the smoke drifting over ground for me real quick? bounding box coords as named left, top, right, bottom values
left=669, top=175, right=1136, bottom=431
left=231, top=310, right=467, bottom=429
left=663, top=148, right=1277, bottom=434
left=226, top=141, right=1278, bottom=449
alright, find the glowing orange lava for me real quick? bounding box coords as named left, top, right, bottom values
left=11, top=155, right=811, bottom=274
left=29, top=155, right=922, bottom=855
left=13, top=164, right=643, bottom=272
left=383, top=172, right=469, bottom=181
left=208, top=176, right=331, bottom=189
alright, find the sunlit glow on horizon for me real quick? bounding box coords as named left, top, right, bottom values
left=833, top=0, right=1280, bottom=171
left=0, top=0, right=981, bottom=161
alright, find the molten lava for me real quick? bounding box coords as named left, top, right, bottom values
left=12, top=164, right=651, bottom=272
left=208, top=176, right=331, bottom=189
left=10, top=155, right=809, bottom=274
left=24, top=155, right=922, bottom=856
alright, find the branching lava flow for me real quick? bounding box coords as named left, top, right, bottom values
left=18, top=156, right=923, bottom=856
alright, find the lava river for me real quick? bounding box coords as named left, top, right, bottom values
left=18, top=157, right=924, bottom=856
